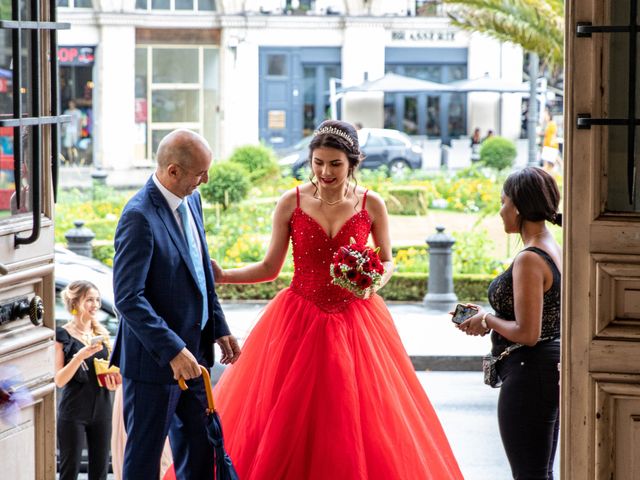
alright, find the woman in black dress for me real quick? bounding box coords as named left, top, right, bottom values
left=55, top=280, right=120, bottom=480
left=458, top=167, right=562, bottom=479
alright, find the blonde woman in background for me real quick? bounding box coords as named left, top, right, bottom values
left=55, top=280, right=120, bottom=480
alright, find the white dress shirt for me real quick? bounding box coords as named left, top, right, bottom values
left=152, top=174, right=204, bottom=260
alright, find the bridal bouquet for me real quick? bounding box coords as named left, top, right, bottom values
left=330, top=238, right=385, bottom=297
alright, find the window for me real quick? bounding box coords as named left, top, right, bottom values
left=135, top=46, right=220, bottom=163
left=1, top=0, right=66, bottom=244
left=267, top=54, right=287, bottom=76
left=135, top=0, right=216, bottom=12
left=56, top=0, right=91, bottom=8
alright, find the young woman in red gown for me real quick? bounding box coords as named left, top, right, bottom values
left=211, top=120, right=463, bottom=480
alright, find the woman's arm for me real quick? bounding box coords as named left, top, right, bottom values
left=54, top=341, right=102, bottom=388
left=212, top=190, right=297, bottom=284
left=367, top=192, right=395, bottom=289
left=461, top=251, right=547, bottom=345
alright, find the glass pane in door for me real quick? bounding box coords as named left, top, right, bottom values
left=603, top=0, right=640, bottom=212
left=303, top=66, right=315, bottom=136
left=427, top=96, right=441, bottom=136
left=404, top=96, right=418, bottom=135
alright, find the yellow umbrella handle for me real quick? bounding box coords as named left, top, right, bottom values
left=178, top=365, right=215, bottom=411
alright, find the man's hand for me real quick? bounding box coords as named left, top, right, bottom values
left=169, top=347, right=202, bottom=381
left=216, top=335, right=241, bottom=365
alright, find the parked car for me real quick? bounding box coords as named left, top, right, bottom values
left=279, top=128, right=423, bottom=179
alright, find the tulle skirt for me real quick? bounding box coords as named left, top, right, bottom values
left=214, top=288, right=463, bottom=480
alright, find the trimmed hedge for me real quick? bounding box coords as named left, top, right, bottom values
left=216, top=272, right=492, bottom=302
left=86, top=245, right=492, bottom=302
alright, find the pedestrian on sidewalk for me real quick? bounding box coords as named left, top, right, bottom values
left=456, top=167, right=562, bottom=480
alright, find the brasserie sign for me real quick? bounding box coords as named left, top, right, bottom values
left=391, top=30, right=456, bottom=42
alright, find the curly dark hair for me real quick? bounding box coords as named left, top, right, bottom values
left=307, top=120, right=363, bottom=177
left=503, top=167, right=562, bottom=228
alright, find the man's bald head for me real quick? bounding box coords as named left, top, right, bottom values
left=156, top=129, right=211, bottom=171
left=155, top=129, right=213, bottom=198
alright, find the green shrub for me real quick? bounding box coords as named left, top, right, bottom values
left=479, top=136, right=517, bottom=171
left=228, top=144, right=280, bottom=184
left=200, top=162, right=251, bottom=209
left=92, top=241, right=115, bottom=267
left=452, top=229, right=506, bottom=275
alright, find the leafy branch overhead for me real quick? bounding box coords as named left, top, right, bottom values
left=443, top=0, right=564, bottom=69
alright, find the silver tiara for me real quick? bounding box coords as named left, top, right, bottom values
left=313, top=126, right=354, bottom=146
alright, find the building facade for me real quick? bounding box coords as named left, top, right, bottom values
left=56, top=0, right=522, bottom=168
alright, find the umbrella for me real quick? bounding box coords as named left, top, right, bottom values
left=448, top=73, right=529, bottom=93
left=339, top=72, right=455, bottom=93
left=178, top=366, right=239, bottom=480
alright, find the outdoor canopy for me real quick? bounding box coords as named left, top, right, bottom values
left=448, top=73, right=530, bottom=93
left=338, top=72, right=457, bottom=93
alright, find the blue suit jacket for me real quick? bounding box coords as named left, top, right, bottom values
left=111, top=177, right=230, bottom=384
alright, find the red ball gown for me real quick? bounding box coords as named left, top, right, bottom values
left=213, top=190, right=463, bottom=480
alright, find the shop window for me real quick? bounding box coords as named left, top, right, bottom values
left=152, top=48, right=198, bottom=83
left=427, top=96, right=441, bottom=136
left=58, top=46, right=96, bottom=165
left=302, top=63, right=340, bottom=136
left=135, top=46, right=219, bottom=163
left=152, top=90, right=199, bottom=122
left=267, top=55, right=287, bottom=77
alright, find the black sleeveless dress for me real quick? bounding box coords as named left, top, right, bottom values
left=488, top=246, right=561, bottom=355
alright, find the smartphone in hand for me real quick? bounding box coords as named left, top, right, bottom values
left=451, top=304, right=478, bottom=325
left=90, top=335, right=104, bottom=346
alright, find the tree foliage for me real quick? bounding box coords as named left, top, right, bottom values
left=444, top=0, right=564, bottom=70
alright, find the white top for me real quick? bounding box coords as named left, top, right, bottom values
left=152, top=174, right=204, bottom=260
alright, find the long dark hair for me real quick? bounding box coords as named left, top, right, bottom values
left=503, top=167, right=562, bottom=228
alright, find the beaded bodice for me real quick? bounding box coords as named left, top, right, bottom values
left=289, top=190, right=372, bottom=313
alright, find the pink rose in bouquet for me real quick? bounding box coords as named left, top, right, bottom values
left=330, top=237, right=385, bottom=297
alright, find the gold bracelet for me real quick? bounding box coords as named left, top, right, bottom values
left=481, top=312, right=490, bottom=330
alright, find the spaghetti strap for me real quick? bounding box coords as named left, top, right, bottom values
left=362, top=189, right=369, bottom=210
left=296, top=186, right=300, bottom=208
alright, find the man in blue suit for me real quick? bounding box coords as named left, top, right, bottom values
left=111, top=129, right=241, bottom=479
